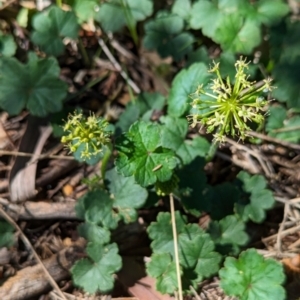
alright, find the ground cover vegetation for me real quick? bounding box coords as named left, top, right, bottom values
left=0, top=0, right=300, bottom=299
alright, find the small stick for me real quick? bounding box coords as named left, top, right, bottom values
left=190, top=285, right=201, bottom=300
left=0, top=0, right=17, bottom=10
left=0, top=149, right=74, bottom=160
left=98, top=37, right=141, bottom=94
left=0, top=206, right=67, bottom=300
left=247, top=131, right=300, bottom=151
left=169, top=193, right=183, bottom=300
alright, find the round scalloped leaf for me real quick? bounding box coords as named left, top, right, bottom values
left=0, top=54, right=68, bottom=116
left=77, top=223, right=110, bottom=244
left=167, top=62, right=211, bottom=117
left=115, top=121, right=178, bottom=187
left=31, top=6, right=79, bottom=56
left=0, top=33, right=16, bottom=57
left=81, top=189, right=119, bottom=229
left=214, top=15, right=261, bottom=54
left=71, top=242, right=122, bottom=294
left=235, top=171, right=274, bottom=223
left=106, top=167, right=148, bottom=223
left=219, top=248, right=286, bottom=300
left=266, top=106, right=300, bottom=143
left=71, top=0, right=99, bottom=23
left=96, top=0, right=153, bottom=32
left=146, top=253, right=178, bottom=295
left=143, top=13, right=194, bottom=61
left=147, top=211, right=187, bottom=256
left=208, top=215, right=249, bottom=247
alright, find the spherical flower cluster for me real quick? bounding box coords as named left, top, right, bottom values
left=61, top=112, right=111, bottom=160
left=189, top=57, right=274, bottom=143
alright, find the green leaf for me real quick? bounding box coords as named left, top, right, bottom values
left=116, top=92, right=165, bottom=134
left=31, top=6, right=79, bottom=56
left=171, top=0, right=192, bottom=21
left=235, top=171, right=275, bottom=223
left=115, top=121, right=178, bottom=187
left=177, top=136, right=210, bottom=165
left=177, top=157, right=208, bottom=215
left=266, top=106, right=300, bottom=143
left=106, top=168, right=148, bottom=223
left=148, top=211, right=221, bottom=292
left=0, top=33, right=16, bottom=57
left=147, top=211, right=187, bottom=256
left=96, top=0, right=153, bottom=32
left=77, top=223, right=111, bottom=244
left=146, top=253, right=178, bottom=294
left=186, top=46, right=210, bottom=68
left=190, top=0, right=288, bottom=55
left=206, top=182, right=241, bottom=220
left=271, top=20, right=300, bottom=64
left=71, top=0, right=99, bottom=23
left=143, top=13, right=194, bottom=61
left=0, top=220, right=14, bottom=248
left=160, top=116, right=210, bottom=164
left=160, top=116, right=188, bottom=151
left=254, top=0, right=289, bottom=26
left=168, top=62, right=211, bottom=117
left=72, top=242, right=122, bottom=293
left=219, top=248, right=286, bottom=300
left=208, top=215, right=249, bottom=247
left=214, top=15, right=261, bottom=54
left=82, top=189, right=118, bottom=229
left=179, top=233, right=222, bottom=282
left=81, top=169, right=147, bottom=228
left=189, top=0, right=223, bottom=37
left=272, top=61, right=300, bottom=108
left=0, top=54, right=68, bottom=116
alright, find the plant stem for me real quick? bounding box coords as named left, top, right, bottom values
left=56, top=0, right=62, bottom=7
left=0, top=206, right=67, bottom=300
left=100, top=143, right=113, bottom=184
left=120, top=0, right=138, bottom=45
left=206, top=141, right=219, bottom=162
left=78, top=37, right=90, bottom=68
left=169, top=193, right=183, bottom=300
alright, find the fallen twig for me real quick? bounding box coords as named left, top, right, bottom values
left=98, top=37, right=141, bottom=94
left=0, top=206, right=68, bottom=300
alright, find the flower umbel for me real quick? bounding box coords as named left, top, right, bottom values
left=189, top=57, right=273, bottom=142
left=61, top=112, right=111, bottom=160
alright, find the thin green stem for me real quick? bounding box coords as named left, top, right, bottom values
left=100, top=142, right=113, bottom=184
left=120, top=0, right=138, bottom=45
left=65, top=75, right=107, bottom=102
left=206, top=139, right=220, bottom=162
left=56, top=0, right=62, bottom=7
left=78, top=37, right=90, bottom=68
left=169, top=193, right=183, bottom=300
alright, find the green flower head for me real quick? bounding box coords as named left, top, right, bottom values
left=189, top=57, right=273, bottom=143
left=61, top=111, right=111, bottom=160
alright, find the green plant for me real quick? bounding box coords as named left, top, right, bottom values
left=31, top=5, right=79, bottom=56
left=0, top=53, right=68, bottom=116
left=95, top=0, right=153, bottom=44
left=60, top=57, right=282, bottom=298
left=0, top=220, right=15, bottom=248
left=189, top=57, right=273, bottom=142
left=219, top=248, right=286, bottom=300
left=0, top=0, right=295, bottom=299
